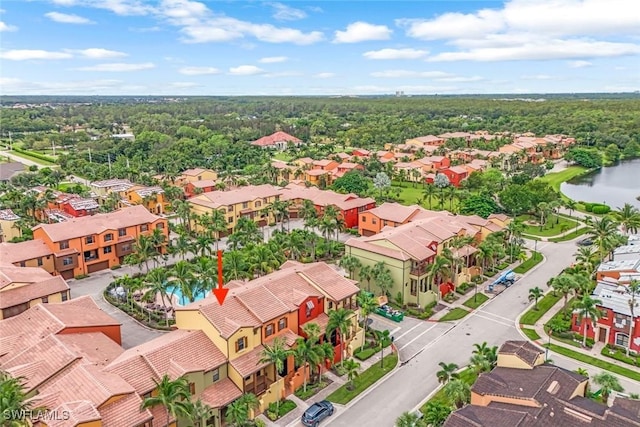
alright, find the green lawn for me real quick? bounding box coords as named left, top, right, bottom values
left=439, top=307, right=470, bottom=322
left=392, top=182, right=460, bottom=211
left=58, top=182, right=89, bottom=192
left=326, top=353, right=398, bottom=404
left=519, top=292, right=562, bottom=325
left=548, top=227, right=588, bottom=242
left=513, top=251, right=543, bottom=274
left=421, top=368, right=478, bottom=409
left=518, top=214, right=578, bottom=237
left=272, top=152, right=293, bottom=162
left=545, top=343, right=640, bottom=382
left=462, top=293, right=489, bottom=310
left=6, top=149, right=56, bottom=165
left=539, top=166, right=587, bottom=191
left=521, top=328, right=541, bottom=340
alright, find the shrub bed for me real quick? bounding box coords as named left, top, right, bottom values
left=266, top=399, right=297, bottom=421
left=544, top=343, right=640, bottom=381
left=601, top=345, right=640, bottom=367
left=294, top=377, right=332, bottom=400
left=12, top=146, right=56, bottom=163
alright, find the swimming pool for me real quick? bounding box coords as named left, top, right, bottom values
left=166, top=286, right=210, bottom=306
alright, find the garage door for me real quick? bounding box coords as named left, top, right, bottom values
left=87, top=261, right=109, bottom=274
left=61, top=270, right=74, bottom=280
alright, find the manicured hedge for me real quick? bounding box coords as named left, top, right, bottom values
left=12, top=146, right=56, bottom=163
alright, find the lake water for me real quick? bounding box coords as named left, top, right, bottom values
left=560, top=159, right=640, bottom=209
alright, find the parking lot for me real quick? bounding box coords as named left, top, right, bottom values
left=368, top=314, right=453, bottom=362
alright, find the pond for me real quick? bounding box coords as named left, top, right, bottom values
left=560, top=159, right=640, bottom=209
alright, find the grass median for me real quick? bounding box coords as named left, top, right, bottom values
left=520, top=292, right=562, bottom=325
left=439, top=307, right=470, bottom=322
left=326, top=353, right=398, bottom=405
left=462, top=293, right=489, bottom=310
left=514, top=252, right=543, bottom=274
left=549, top=227, right=588, bottom=242
left=521, top=328, right=541, bottom=340
left=545, top=343, right=640, bottom=382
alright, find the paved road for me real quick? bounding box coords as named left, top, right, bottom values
left=325, top=238, right=640, bottom=427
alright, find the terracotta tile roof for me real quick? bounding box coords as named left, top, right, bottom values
left=488, top=213, right=509, bottom=222
left=98, top=393, right=153, bottom=427
left=0, top=264, right=55, bottom=287
left=130, top=185, right=164, bottom=197
left=177, top=295, right=262, bottom=339
left=265, top=329, right=302, bottom=348
left=363, top=203, right=425, bottom=224
left=448, top=166, right=469, bottom=175
left=280, top=184, right=375, bottom=212
left=43, top=295, right=121, bottom=328
left=346, top=238, right=412, bottom=261
left=148, top=400, right=176, bottom=426
left=309, top=313, right=329, bottom=335
left=106, top=329, right=226, bottom=393
left=32, top=205, right=163, bottom=242
left=439, top=132, right=472, bottom=139
left=298, top=263, right=359, bottom=302
left=338, top=162, right=360, bottom=169
left=409, top=135, right=443, bottom=144
left=201, top=378, right=243, bottom=408
left=0, top=208, right=20, bottom=221
left=0, top=271, right=69, bottom=310
left=235, top=285, right=291, bottom=322
left=230, top=344, right=270, bottom=377
left=252, top=131, right=301, bottom=147
left=181, top=167, right=207, bottom=176
left=47, top=400, right=102, bottom=427
left=189, top=179, right=218, bottom=188
left=444, top=405, right=530, bottom=427
left=189, top=184, right=281, bottom=210
left=498, top=341, right=543, bottom=368
left=306, top=169, right=329, bottom=176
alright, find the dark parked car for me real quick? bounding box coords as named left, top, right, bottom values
left=301, top=400, right=334, bottom=427
left=577, top=238, right=594, bottom=246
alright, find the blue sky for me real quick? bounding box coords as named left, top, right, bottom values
left=1, top=0, right=638, bottom=95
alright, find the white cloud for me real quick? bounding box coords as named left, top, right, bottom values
left=568, top=60, right=592, bottom=68
left=76, top=62, right=155, bottom=71
left=371, top=70, right=451, bottom=78
left=259, top=56, right=288, bottom=63
left=229, top=65, right=265, bottom=75
left=168, top=81, right=201, bottom=88
left=363, top=48, right=428, bottom=60
left=74, top=48, right=128, bottom=58
left=158, top=0, right=323, bottom=44
left=334, top=21, right=392, bottom=43
left=129, top=26, right=162, bottom=32
left=178, top=66, right=220, bottom=75
left=398, top=0, right=640, bottom=62
left=0, top=21, right=17, bottom=32
left=269, top=2, right=306, bottom=21
left=264, top=71, right=303, bottom=78
left=428, top=39, right=640, bottom=62
left=51, top=0, right=153, bottom=15
left=313, top=72, right=336, bottom=78
left=45, top=11, right=94, bottom=24
left=0, top=49, right=73, bottom=60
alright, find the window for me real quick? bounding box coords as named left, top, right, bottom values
left=156, top=223, right=164, bottom=229
left=212, top=369, right=220, bottom=382
left=256, top=201, right=261, bottom=208
left=104, top=233, right=113, bottom=242
left=265, top=324, right=274, bottom=337
left=227, top=206, right=233, bottom=212
left=61, top=292, right=68, bottom=301
left=143, top=392, right=152, bottom=399
left=20, top=262, right=25, bottom=267
left=37, top=257, right=43, bottom=266
left=118, top=228, right=126, bottom=237
left=62, top=256, right=74, bottom=266
left=235, top=337, right=247, bottom=352
left=328, top=301, right=333, bottom=310
left=189, top=382, right=196, bottom=394
left=615, top=333, right=629, bottom=347
left=85, top=236, right=94, bottom=244
left=103, top=246, right=112, bottom=254
left=59, top=241, right=69, bottom=250
left=121, top=244, right=132, bottom=252
left=372, top=218, right=377, bottom=224
left=278, top=318, right=287, bottom=331
left=361, top=216, right=366, bottom=223
left=242, top=202, right=248, bottom=209
left=140, top=224, right=148, bottom=232
left=42, top=296, right=48, bottom=303
left=306, top=300, right=315, bottom=318
left=228, top=217, right=233, bottom=223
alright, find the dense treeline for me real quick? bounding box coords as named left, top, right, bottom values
left=1, top=96, right=639, bottom=180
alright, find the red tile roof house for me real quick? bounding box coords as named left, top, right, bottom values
left=185, top=179, right=218, bottom=198
left=251, top=131, right=302, bottom=150
left=332, top=162, right=364, bottom=178
left=440, top=166, right=469, bottom=187
left=59, top=195, right=100, bottom=217
left=571, top=281, right=640, bottom=353
left=351, top=148, right=371, bottom=158
left=280, top=184, right=376, bottom=229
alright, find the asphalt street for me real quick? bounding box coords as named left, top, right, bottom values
left=325, top=238, right=640, bottom=427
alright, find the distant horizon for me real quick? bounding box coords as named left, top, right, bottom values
left=1, top=1, right=638, bottom=96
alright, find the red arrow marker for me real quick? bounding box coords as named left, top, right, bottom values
left=213, top=249, right=228, bottom=305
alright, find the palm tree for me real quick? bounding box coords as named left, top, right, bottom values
left=574, top=245, right=597, bottom=276
left=396, top=411, right=423, bottom=427
left=343, top=359, right=360, bottom=391
left=436, top=362, right=459, bottom=384
left=169, top=260, right=196, bottom=303
left=339, top=255, right=362, bottom=280
left=0, top=371, right=43, bottom=427
left=528, top=287, right=544, bottom=310
left=574, top=295, right=603, bottom=347
left=143, top=268, right=171, bottom=326
left=189, top=399, right=214, bottom=427
left=428, top=255, right=451, bottom=294
left=470, top=353, right=492, bottom=373
left=626, top=280, right=640, bottom=356
left=423, top=184, right=436, bottom=209
left=564, top=199, right=577, bottom=218
left=258, top=337, right=292, bottom=415
left=327, top=308, right=354, bottom=367
left=550, top=274, right=578, bottom=311
left=575, top=367, right=590, bottom=378
left=443, top=379, right=471, bottom=409
left=423, top=401, right=452, bottom=427
left=592, top=372, right=623, bottom=403
left=612, top=203, right=640, bottom=235
left=222, top=250, right=250, bottom=281
left=359, top=265, right=374, bottom=292
left=225, top=393, right=259, bottom=427
left=173, top=233, right=193, bottom=260
left=356, top=291, right=378, bottom=351
left=141, top=374, right=191, bottom=427
left=585, top=216, right=620, bottom=261
left=472, top=342, right=498, bottom=368
left=293, top=338, right=322, bottom=393
left=133, top=234, right=156, bottom=273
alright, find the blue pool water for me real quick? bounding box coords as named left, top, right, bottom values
left=166, top=286, right=210, bottom=306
